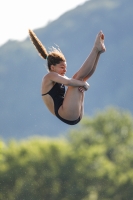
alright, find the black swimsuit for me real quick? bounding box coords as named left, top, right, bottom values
left=42, top=83, right=80, bottom=125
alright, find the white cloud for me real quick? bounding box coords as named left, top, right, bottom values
left=0, top=0, right=86, bottom=46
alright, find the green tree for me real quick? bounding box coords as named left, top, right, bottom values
left=68, top=107, right=133, bottom=199
left=0, top=107, right=133, bottom=200
left=0, top=138, right=68, bottom=200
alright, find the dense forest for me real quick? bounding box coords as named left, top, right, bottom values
left=0, top=107, right=133, bottom=199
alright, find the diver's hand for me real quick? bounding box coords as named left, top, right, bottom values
left=78, top=86, right=85, bottom=93
left=83, top=82, right=90, bottom=91
left=79, top=82, right=90, bottom=93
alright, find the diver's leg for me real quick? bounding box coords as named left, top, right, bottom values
left=83, top=52, right=100, bottom=81
left=58, top=31, right=106, bottom=121
left=73, top=31, right=105, bottom=81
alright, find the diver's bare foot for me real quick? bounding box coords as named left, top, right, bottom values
left=94, top=31, right=106, bottom=53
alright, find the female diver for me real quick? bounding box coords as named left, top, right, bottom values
left=29, top=30, right=106, bottom=125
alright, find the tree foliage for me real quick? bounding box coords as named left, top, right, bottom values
left=0, top=107, right=133, bottom=200
left=69, top=107, right=133, bottom=199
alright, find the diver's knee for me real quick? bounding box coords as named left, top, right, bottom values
left=73, top=72, right=83, bottom=80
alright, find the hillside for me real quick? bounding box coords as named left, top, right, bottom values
left=0, top=0, right=133, bottom=139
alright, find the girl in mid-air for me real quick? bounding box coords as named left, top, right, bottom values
left=29, top=30, right=106, bottom=125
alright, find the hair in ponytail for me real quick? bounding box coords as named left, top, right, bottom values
left=29, top=29, right=66, bottom=71
left=29, top=29, right=48, bottom=59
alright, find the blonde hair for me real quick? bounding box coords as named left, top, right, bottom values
left=29, top=29, right=66, bottom=71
